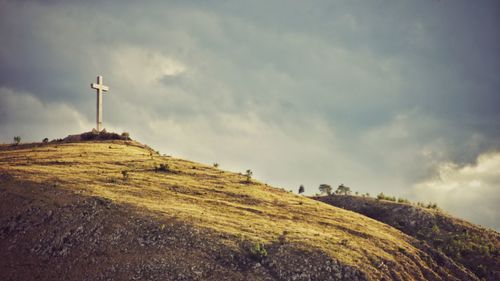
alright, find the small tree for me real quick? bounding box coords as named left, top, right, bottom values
left=245, top=169, right=253, bottom=183
left=336, top=184, right=351, bottom=195
left=298, top=185, right=305, bottom=194
left=377, top=192, right=386, bottom=200
left=13, top=136, right=21, bottom=145
left=318, top=184, right=332, bottom=195
left=213, top=163, right=219, bottom=168
left=42, top=138, right=49, bottom=143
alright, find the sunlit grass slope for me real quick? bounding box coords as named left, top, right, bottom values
left=0, top=140, right=476, bottom=280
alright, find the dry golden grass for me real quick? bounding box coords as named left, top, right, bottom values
left=0, top=141, right=454, bottom=279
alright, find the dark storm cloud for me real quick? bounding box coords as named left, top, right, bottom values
left=0, top=0, right=499, bottom=229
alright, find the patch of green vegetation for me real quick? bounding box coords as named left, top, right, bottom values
left=244, top=169, right=253, bottom=183
left=376, top=192, right=396, bottom=202
left=249, top=243, right=268, bottom=261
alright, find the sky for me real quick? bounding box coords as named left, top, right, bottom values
left=0, top=0, right=499, bottom=230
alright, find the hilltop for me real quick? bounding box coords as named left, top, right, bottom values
left=314, top=195, right=500, bottom=280
left=0, top=137, right=480, bottom=280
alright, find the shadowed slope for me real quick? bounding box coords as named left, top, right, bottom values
left=314, top=195, right=500, bottom=280
left=0, top=140, right=478, bottom=280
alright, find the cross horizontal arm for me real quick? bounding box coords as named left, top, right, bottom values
left=91, top=83, right=109, bottom=92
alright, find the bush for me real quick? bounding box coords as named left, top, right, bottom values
left=397, top=197, right=410, bottom=204
left=431, top=224, right=440, bottom=234
left=42, top=138, right=49, bottom=143
left=13, top=136, right=21, bottom=145
left=155, top=163, right=169, bottom=172
left=245, top=169, right=253, bottom=183
left=250, top=243, right=268, bottom=261
left=122, top=170, right=129, bottom=180
left=339, top=239, right=349, bottom=246
left=213, top=163, right=219, bottom=168
left=377, top=192, right=385, bottom=200
left=376, top=192, right=396, bottom=202
left=426, top=202, right=438, bottom=209
left=81, top=130, right=129, bottom=141
left=298, top=185, right=305, bottom=194
left=121, top=132, right=131, bottom=140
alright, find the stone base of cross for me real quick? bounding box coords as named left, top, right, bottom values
left=90, top=75, right=109, bottom=132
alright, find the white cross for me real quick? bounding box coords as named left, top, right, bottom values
left=90, top=75, right=109, bottom=132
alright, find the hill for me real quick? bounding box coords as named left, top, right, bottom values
left=0, top=138, right=480, bottom=280
left=313, top=195, right=500, bottom=280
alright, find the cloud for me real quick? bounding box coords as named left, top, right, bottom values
left=413, top=152, right=500, bottom=230
left=0, top=88, right=92, bottom=142
left=0, top=1, right=499, bottom=229
left=110, top=46, right=186, bottom=85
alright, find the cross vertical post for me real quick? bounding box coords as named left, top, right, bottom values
left=90, top=75, right=109, bottom=132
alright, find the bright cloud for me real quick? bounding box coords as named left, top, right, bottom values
left=413, top=153, right=500, bottom=230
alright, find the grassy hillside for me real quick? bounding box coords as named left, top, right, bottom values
left=0, top=138, right=479, bottom=280
left=314, top=195, right=500, bottom=280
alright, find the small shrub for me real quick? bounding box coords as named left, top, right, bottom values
left=397, top=197, right=410, bottom=204
left=298, top=185, right=305, bottom=194
left=339, top=239, right=349, bottom=246
left=431, top=224, right=440, bottom=234
left=376, top=192, right=396, bottom=202
left=250, top=243, right=268, bottom=261
left=213, top=163, right=219, bottom=168
left=121, top=132, right=130, bottom=140
left=155, top=163, right=169, bottom=172
left=42, top=138, right=49, bottom=143
left=13, top=136, right=21, bottom=145
left=426, top=202, right=438, bottom=209
left=122, top=170, right=129, bottom=181
left=245, top=169, right=253, bottom=183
